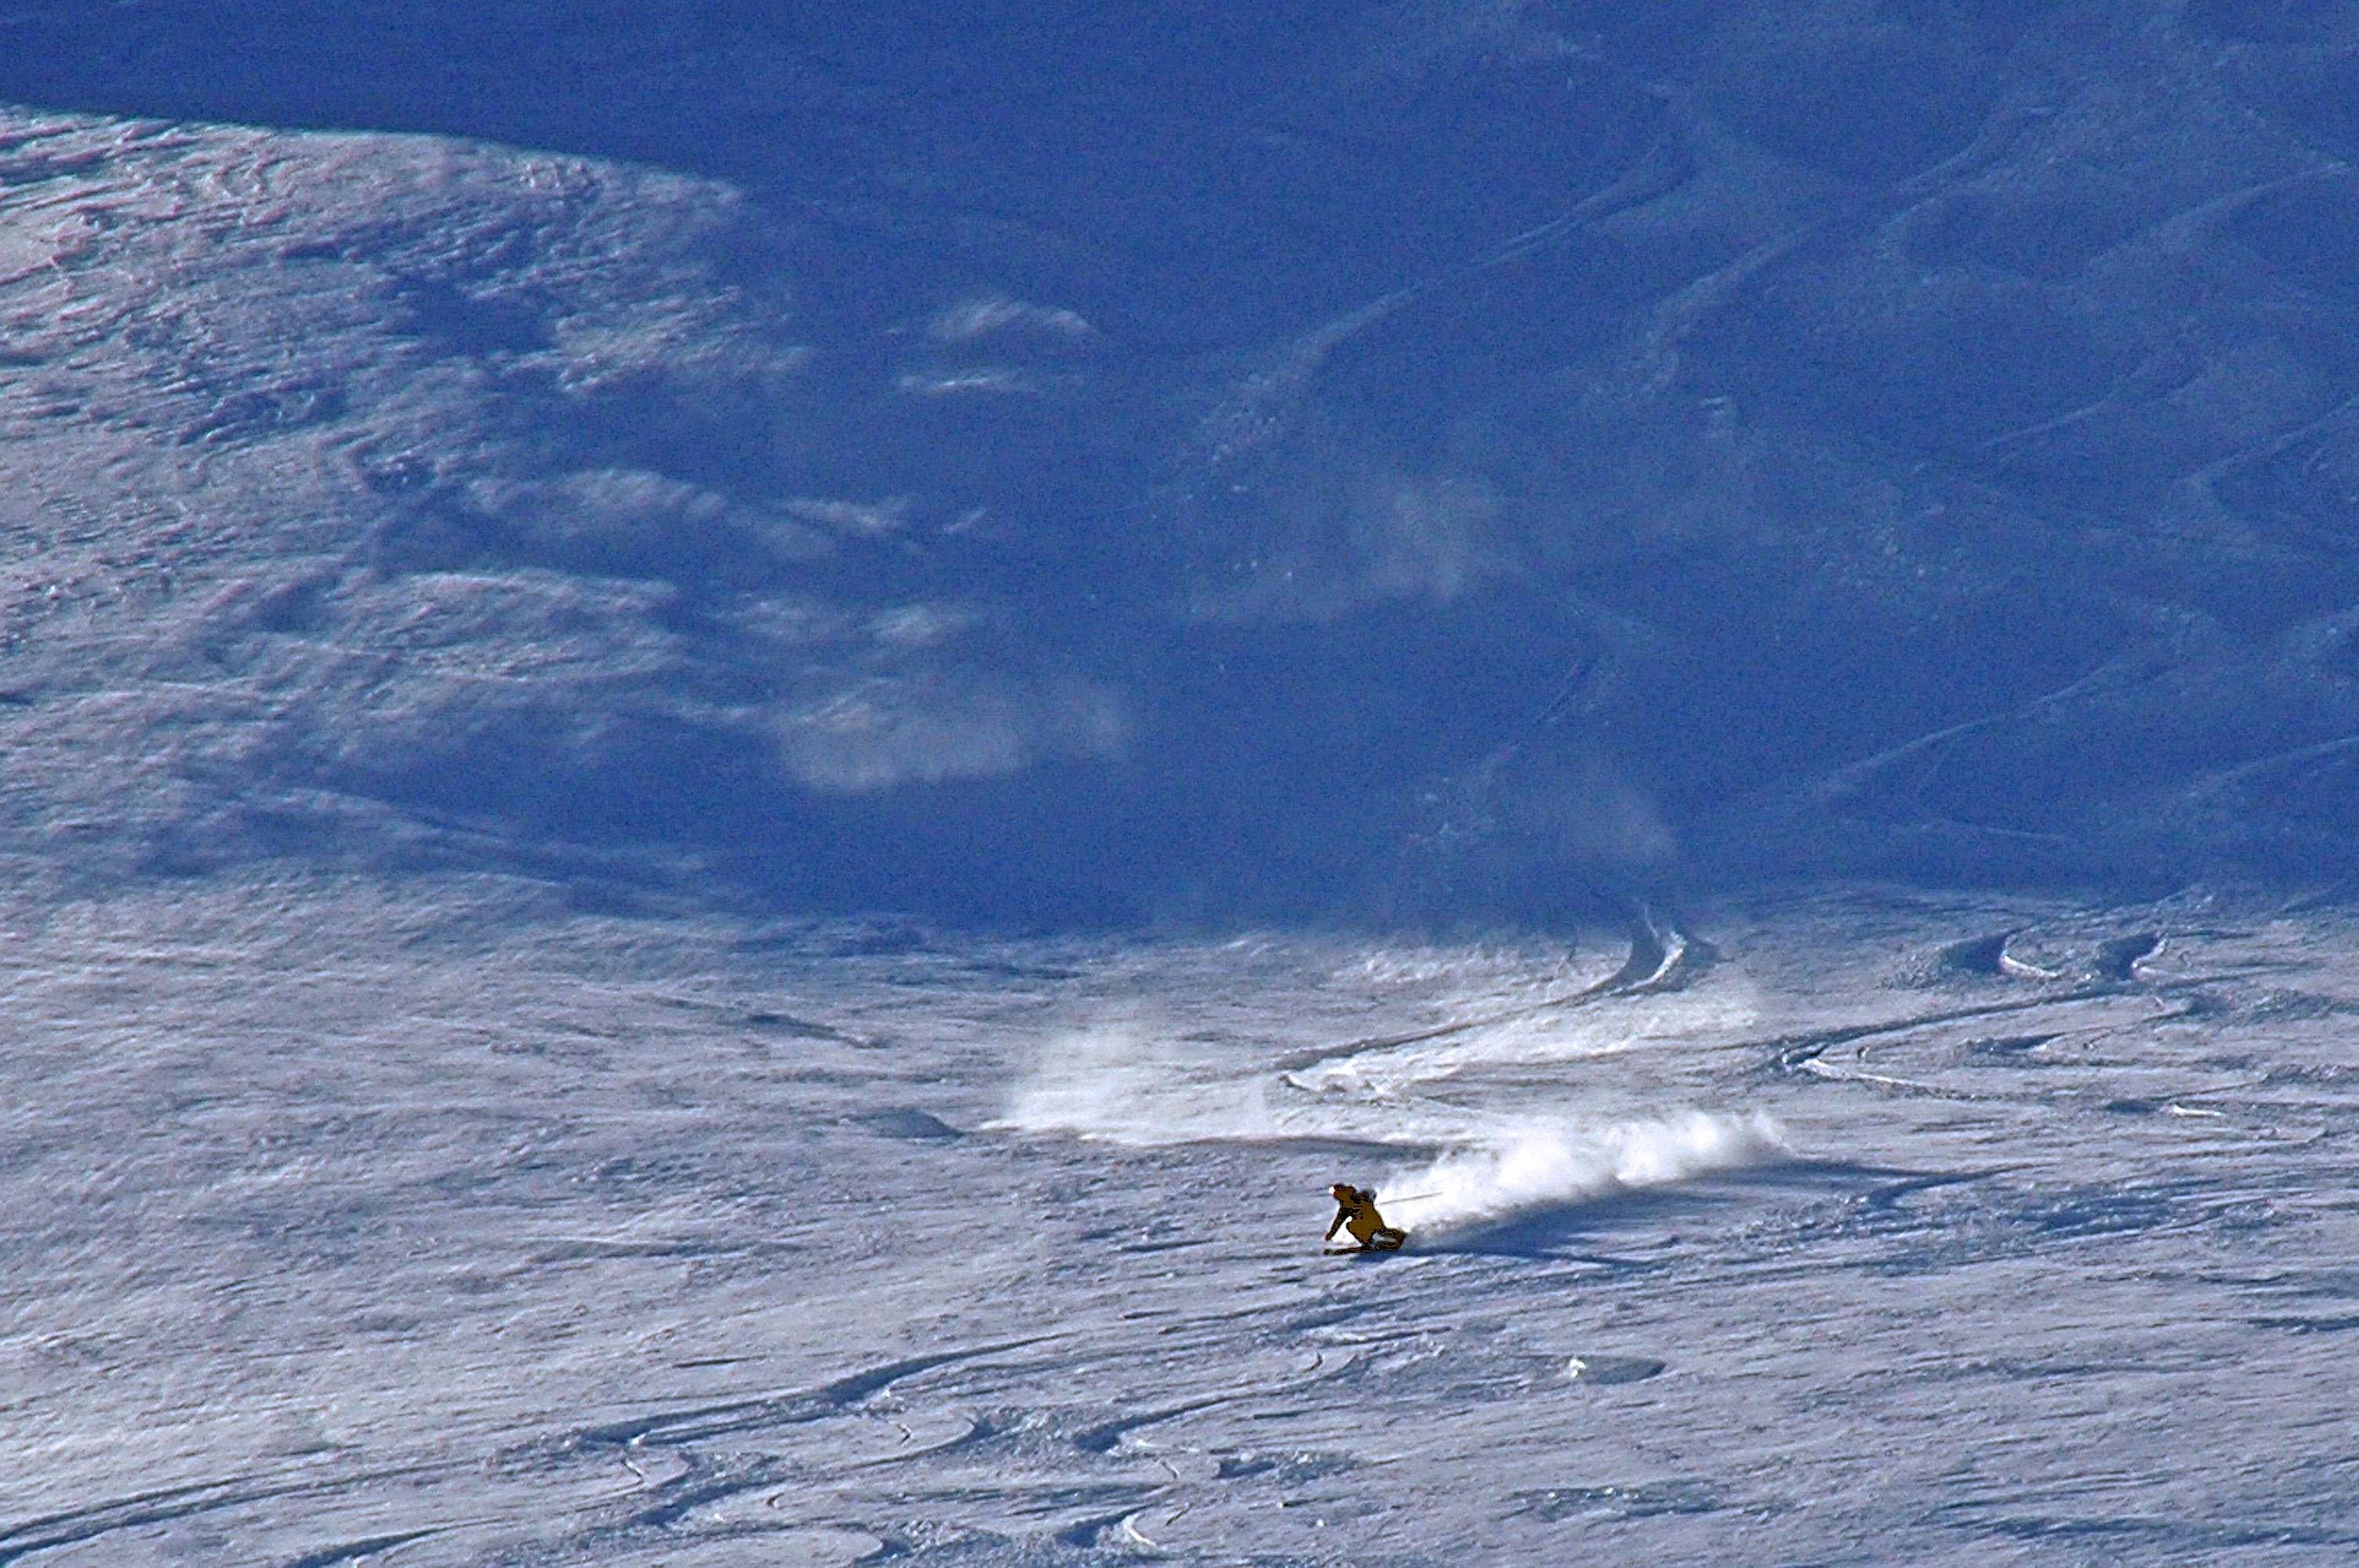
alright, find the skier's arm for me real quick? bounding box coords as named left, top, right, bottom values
left=1325, top=1206, right=1345, bottom=1240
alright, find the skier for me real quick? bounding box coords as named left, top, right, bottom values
left=1325, top=1183, right=1407, bottom=1252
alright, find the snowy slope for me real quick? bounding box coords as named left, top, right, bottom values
left=10, top=0, right=2359, bottom=920
left=5, top=878, right=2354, bottom=1565
left=5, top=9, right=2359, bottom=1560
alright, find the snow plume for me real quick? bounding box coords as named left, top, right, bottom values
left=1002, top=1017, right=1787, bottom=1221
left=1379, top=1112, right=1789, bottom=1236
left=1002, top=1014, right=1283, bottom=1144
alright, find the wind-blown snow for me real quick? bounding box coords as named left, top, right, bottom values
left=1001, top=991, right=1790, bottom=1240
left=1380, top=1112, right=1790, bottom=1236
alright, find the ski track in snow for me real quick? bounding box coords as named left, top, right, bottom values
left=4, top=879, right=2358, bottom=1565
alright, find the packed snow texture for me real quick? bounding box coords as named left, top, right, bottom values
left=6, top=878, right=2357, bottom=1565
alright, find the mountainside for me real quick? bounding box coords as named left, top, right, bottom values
left=5, top=1, right=2359, bottom=921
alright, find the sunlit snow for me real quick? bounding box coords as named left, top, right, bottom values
left=6, top=878, right=2356, bottom=1564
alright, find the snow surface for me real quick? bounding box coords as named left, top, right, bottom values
left=5, top=10, right=2359, bottom=1561
left=5, top=877, right=2357, bottom=1565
